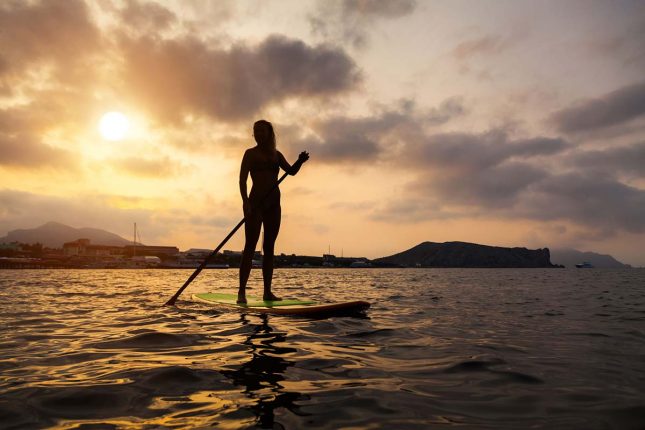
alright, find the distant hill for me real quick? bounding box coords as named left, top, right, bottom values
left=374, top=241, right=558, bottom=268
left=550, top=249, right=631, bottom=268
left=0, top=222, right=134, bottom=248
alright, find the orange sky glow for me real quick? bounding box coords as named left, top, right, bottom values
left=1, top=0, right=644, bottom=265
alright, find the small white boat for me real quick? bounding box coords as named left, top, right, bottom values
left=575, top=262, right=594, bottom=268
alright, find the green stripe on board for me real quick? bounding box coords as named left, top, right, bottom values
left=194, top=292, right=316, bottom=307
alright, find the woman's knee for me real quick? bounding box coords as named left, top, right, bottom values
left=262, top=242, right=275, bottom=255
left=243, top=242, right=257, bottom=255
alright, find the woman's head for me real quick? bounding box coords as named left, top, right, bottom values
left=253, top=120, right=276, bottom=152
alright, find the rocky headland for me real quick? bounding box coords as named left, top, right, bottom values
left=374, top=241, right=560, bottom=268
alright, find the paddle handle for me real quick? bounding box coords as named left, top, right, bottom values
left=164, top=171, right=290, bottom=306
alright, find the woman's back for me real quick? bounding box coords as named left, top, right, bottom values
left=245, top=147, right=281, bottom=203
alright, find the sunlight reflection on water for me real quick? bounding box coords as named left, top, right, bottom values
left=1, top=268, right=644, bottom=429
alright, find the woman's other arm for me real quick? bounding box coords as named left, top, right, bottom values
left=239, top=150, right=251, bottom=215
left=278, top=151, right=309, bottom=175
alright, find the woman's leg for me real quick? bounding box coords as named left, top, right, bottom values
left=262, top=204, right=281, bottom=301
left=238, top=213, right=262, bottom=304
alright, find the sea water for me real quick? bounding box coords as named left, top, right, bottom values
left=1, top=268, right=644, bottom=429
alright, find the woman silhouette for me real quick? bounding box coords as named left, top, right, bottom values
left=238, top=120, right=309, bottom=304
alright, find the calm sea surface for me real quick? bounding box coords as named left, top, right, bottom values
left=1, top=268, right=644, bottom=429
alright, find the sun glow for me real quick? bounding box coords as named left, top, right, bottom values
left=99, top=111, right=129, bottom=141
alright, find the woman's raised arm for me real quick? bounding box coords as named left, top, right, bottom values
left=278, top=151, right=309, bottom=175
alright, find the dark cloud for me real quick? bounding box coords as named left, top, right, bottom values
left=0, top=94, right=95, bottom=169
left=309, top=0, right=417, bottom=48
left=118, top=0, right=177, bottom=33
left=119, top=34, right=361, bottom=123
left=366, top=125, right=643, bottom=236
left=524, top=173, right=645, bottom=233
left=425, top=97, right=467, bottom=125
left=369, top=127, right=645, bottom=236
left=551, top=80, right=645, bottom=133
left=426, top=162, right=547, bottom=207
left=0, top=132, right=75, bottom=169
left=571, top=142, right=645, bottom=179
left=0, top=96, right=90, bottom=135
left=369, top=130, right=569, bottom=222
left=0, top=1, right=102, bottom=170
left=285, top=98, right=466, bottom=164
left=373, top=169, right=645, bottom=236
left=299, top=110, right=410, bottom=163
left=0, top=0, right=100, bottom=81
left=404, top=130, right=568, bottom=172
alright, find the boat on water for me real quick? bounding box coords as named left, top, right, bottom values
left=575, top=262, right=594, bottom=268
left=349, top=260, right=372, bottom=268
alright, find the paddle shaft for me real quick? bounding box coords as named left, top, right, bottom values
left=164, top=170, right=290, bottom=306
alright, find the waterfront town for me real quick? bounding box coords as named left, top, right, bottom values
left=0, top=238, right=373, bottom=269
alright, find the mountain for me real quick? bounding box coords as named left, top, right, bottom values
left=374, top=241, right=558, bottom=268
left=550, top=249, right=631, bottom=268
left=0, top=222, right=133, bottom=248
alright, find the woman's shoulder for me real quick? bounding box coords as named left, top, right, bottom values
left=244, top=147, right=261, bottom=158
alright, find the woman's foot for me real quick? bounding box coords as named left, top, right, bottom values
left=263, top=292, right=281, bottom=302
left=237, top=294, right=247, bottom=305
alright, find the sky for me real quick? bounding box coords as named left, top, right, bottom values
left=1, top=0, right=644, bottom=265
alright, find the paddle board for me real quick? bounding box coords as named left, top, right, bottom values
left=192, top=292, right=370, bottom=316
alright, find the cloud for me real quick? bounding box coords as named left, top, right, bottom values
left=0, top=189, right=155, bottom=239
left=309, top=0, right=417, bottom=49
left=0, top=0, right=101, bottom=83
left=424, top=161, right=548, bottom=207
left=297, top=114, right=399, bottom=163
left=570, top=142, right=645, bottom=179
left=0, top=189, right=239, bottom=247
left=369, top=126, right=645, bottom=236
left=424, top=97, right=467, bottom=125
left=118, top=0, right=177, bottom=34
left=452, top=35, right=509, bottom=60
left=119, top=34, right=361, bottom=123
left=373, top=170, right=645, bottom=236
left=0, top=132, right=75, bottom=169
left=403, top=130, right=568, bottom=172
left=366, top=125, right=643, bottom=237
left=0, top=106, right=49, bottom=134
left=586, top=11, right=645, bottom=67
left=524, top=173, right=645, bottom=233
left=550, top=80, right=645, bottom=133
left=109, top=156, right=189, bottom=178
left=0, top=1, right=104, bottom=170
left=342, top=0, right=417, bottom=17
left=188, top=214, right=235, bottom=228
left=370, top=198, right=470, bottom=223
left=285, top=98, right=466, bottom=164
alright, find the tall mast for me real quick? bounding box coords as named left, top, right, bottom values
left=133, top=222, right=136, bottom=257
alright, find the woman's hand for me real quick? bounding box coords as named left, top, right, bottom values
left=243, top=200, right=252, bottom=218
left=297, top=151, right=310, bottom=164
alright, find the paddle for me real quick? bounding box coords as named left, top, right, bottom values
left=164, top=156, right=305, bottom=306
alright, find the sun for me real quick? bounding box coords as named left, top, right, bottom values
left=99, top=111, right=130, bottom=141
